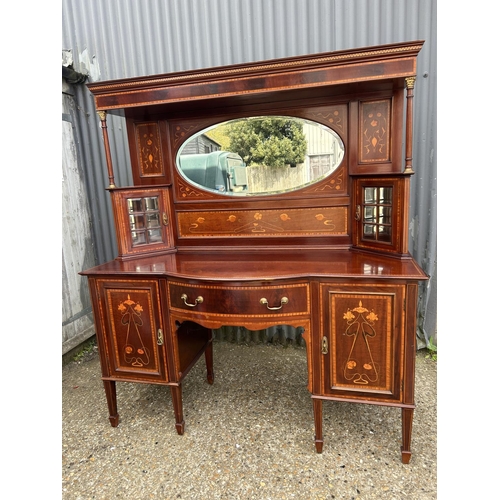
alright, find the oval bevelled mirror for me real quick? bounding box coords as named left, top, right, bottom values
left=176, top=116, right=344, bottom=196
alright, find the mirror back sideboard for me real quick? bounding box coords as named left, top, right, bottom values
left=82, top=41, right=428, bottom=463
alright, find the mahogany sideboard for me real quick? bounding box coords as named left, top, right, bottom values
left=81, top=41, right=428, bottom=463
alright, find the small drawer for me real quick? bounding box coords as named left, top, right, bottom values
left=168, top=281, right=310, bottom=318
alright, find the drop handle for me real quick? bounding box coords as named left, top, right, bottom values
left=180, top=293, right=204, bottom=307
left=260, top=296, right=289, bottom=310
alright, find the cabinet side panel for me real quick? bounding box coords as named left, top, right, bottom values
left=87, top=277, right=111, bottom=378
left=403, top=283, right=419, bottom=405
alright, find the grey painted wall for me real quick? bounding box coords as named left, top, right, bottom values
left=62, top=0, right=437, bottom=349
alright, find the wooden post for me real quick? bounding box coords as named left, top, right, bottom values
left=404, top=76, right=416, bottom=174
left=97, top=110, right=116, bottom=188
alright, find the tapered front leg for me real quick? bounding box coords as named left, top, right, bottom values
left=401, top=407, right=414, bottom=464
left=205, top=340, right=214, bottom=385
left=103, top=380, right=119, bottom=427
left=170, top=385, right=185, bottom=435
left=313, top=398, right=323, bottom=453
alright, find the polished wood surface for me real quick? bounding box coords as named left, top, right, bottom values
left=83, top=248, right=426, bottom=281
left=82, top=41, right=428, bottom=463
left=88, top=41, right=424, bottom=112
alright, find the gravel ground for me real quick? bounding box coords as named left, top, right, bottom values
left=62, top=341, right=437, bottom=499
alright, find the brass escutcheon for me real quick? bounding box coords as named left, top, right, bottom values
left=157, top=329, right=164, bottom=345
left=355, top=205, right=361, bottom=221
left=321, top=336, right=328, bottom=354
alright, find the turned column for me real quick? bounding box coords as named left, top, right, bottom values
left=97, top=110, right=116, bottom=188
left=404, top=76, right=416, bottom=175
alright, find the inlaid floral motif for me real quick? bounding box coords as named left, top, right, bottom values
left=360, top=100, right=390, bottom=163
left=118, top=294, right=150, bottom=367
left=173, top=124, right=198, bottom=147
left=342, top=301, right=379, bottom=385
left=136, top=123, right=163, bottom=176
left=179, top=207, right=347, bottom=237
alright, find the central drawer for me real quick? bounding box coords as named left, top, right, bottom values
left=168, top=281, right=310, bottom=318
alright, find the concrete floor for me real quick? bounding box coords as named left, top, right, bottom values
left=62, top=341, right=437, bottom=499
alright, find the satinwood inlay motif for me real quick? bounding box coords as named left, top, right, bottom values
left=136, top=123, right=164, bottom=177
left=360, top=100, right=391, bottom=163
left=117, top=294, right=151, bottom=367
left=311, top=106, right=346, bottom=134
left=174, top=124, right=199, bottom=148
left=304, top=168, right=344, bottom=193
left=342, top=301, right=379, bottom=385
left=177, top=207, right=347, bottom=237
left=176, top=178, right=216, bottom=199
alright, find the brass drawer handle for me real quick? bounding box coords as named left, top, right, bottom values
left=260, top=296, right=289, bottom=310
left=180, top=293, right=204, bottom=307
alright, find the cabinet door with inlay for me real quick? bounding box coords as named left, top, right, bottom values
left=95, top=279, right=169, bottom=383
left=320, top=283, right=405, bottom=402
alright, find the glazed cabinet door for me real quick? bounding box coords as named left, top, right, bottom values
left=93, top=278, right=169, bottom=383
left=352, top=177, right=410, bottom=256
left=320, top=283, right=405, bottom=402
left=110, top=186, right=174, bottom=260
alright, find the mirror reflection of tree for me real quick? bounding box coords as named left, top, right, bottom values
left=204, top=123, right=231, bottom=151
left=177, top=116, right=344, bottom=196
left=227, top=117, right=307, bottom=168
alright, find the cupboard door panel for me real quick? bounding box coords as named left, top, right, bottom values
left=352, top=177, right=409, bottom=256
left=322, top=284, right=404, bottom=401
left=97, top=279, right=168, bottom=382
left=111, top=187, right=174, bottom=259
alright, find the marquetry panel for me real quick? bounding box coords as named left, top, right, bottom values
left=359, top=99, right=392, bottom=163
left=330, top=292, right=392, bottom=391
left=176, top=206, right=348, bottom=238
left=135, top=122, right=165, bottom=177
left=321, top=284, right=404, bottom=399
left=97, top=279, right=167, bottom=382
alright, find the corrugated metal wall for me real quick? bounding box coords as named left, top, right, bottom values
left=62, top=0, right=437, bottom=347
